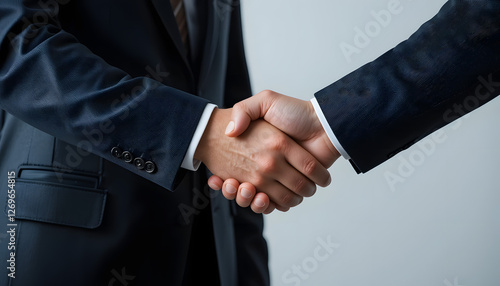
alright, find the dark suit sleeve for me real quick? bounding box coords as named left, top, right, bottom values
left=0, top=0, right=208, bottom=190
left=315, top=0, right=500, bottom=173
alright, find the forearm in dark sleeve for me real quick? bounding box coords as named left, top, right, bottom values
left=315, top=0, right=500, bottom=172
left=0, top=0, right=208, bottom=190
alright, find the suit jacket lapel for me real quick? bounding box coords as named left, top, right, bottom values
left=149, top=0, right=228, bottom=104
left=198, top=0, right=223, bottom=99
left=149, top=0, right=192, bottom=72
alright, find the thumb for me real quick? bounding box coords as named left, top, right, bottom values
left=225, top=90, right=276, bottom=137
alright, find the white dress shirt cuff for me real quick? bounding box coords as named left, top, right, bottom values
left=310, top=97, right=351, bottom=160
left=181, top=103, right=217, bottom=171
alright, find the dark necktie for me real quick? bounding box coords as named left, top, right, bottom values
left=170, top=0, right=189, bottom=49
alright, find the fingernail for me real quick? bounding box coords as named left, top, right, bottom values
left=241, top=188, right=253, bottom=199
left=254, top=198, right=266, bottom=208
left=225, top=121, right=235, bottom=135
left=226, top=184, right=237, bottom=194
left=208, top=182, right=220, bottom=191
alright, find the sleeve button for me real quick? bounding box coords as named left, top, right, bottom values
left=134, top=157, right=146, bottom=170
left=145, top=161, right=157, bottom=174
left=121, top=151, right=134, bottom=163
left=111, top=147, right=123, bottom=158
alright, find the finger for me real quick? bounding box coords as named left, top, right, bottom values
left=236, top=183, right=257, bottom=208
left=284, top=141, right=332, bottom=188
left=265, top=203, right=289, bottom=213
left=250, top=192, right=270, bottom=214
left=260, top=180, right=303, bottom=209
left=207, top=175, right=224, bottom=191
left=276, top=206, right=290, bottom=212
left=222, top=179, right=240, bottom=201
left=226, top=90, right=279, bottom=137
left=264, top=202, right=277, bottom=214
left=275, top=163, right=317, bottom=198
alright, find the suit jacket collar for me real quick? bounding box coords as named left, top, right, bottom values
left=149, top=0, right=226, bottom=90
left=197, top=0, right=234, bottom=102
left=150, top=0, right=191, bottom=66
left=149, top=0, right=236, bottom=101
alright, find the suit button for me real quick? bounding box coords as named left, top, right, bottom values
left=121, top=151, right=134, bottom=163
left=111, top=147, right=123, bottom=158
left=145, top=161, right=157, bottom=174
left=134, top=157, right=145, bottom=170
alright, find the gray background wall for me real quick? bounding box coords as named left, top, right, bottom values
left=240, top=1, right=500, bottom=285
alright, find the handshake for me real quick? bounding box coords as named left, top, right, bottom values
left=194, top=90, right=341, bottom=214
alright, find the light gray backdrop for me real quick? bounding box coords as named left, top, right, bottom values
left=240, top=1, right=500, bottom=285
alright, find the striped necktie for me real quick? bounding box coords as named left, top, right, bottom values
left=170, top=0, right=189, bottom=49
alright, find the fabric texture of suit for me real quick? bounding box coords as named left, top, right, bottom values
left=0, top=0, right=269, bottom=285
left=315, top=0, right=500, bottom=173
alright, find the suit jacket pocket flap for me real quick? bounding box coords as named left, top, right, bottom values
left=8, top=180, right=107, bottom=229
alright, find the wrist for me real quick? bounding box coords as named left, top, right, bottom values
left=321, top=131, right=341, bottom=161
left=194, top=108, right=231, bottom=163
left=307, top=101, right=341, bottom=165
left=310, top=97, right=348, bottom=161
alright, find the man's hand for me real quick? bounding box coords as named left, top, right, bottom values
left=196, top=108, right=332, bottom=212
left=207, top=90, right=341, bottom=213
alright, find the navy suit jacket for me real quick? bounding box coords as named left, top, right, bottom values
left=0, top=0, right=268, bottom=285
left=316, top=0, right=500, bottom=173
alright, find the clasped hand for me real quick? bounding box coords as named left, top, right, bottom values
left=195, top=90, right=340, bottom=214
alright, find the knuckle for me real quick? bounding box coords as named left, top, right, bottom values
left=295, top=177, right=315, bottom=197
left=233, top=101, right=245, bottom=111
left=294, top=177, right=307, bottom=193
left=269, top=135, right=288, bottom=151
left=258, top=90, right=279, bottom=107
left=252, top=176, right=266, bottom=188
left=303, top=159, right=318, bottom=176
left=280, top=192, right=301, bottom=208
left=259, top=157, right=277, bottom=173
left=261, top=89, right=274, bottom=98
